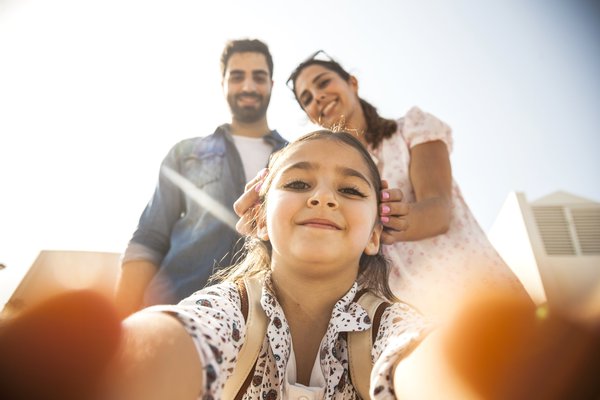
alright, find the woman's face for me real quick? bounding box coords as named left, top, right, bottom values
left=262, top=138, right=381, bottom=279
left=294, top=64, right=364, bottom=130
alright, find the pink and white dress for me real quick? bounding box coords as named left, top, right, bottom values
left=370, top=106, right=526, bottom=317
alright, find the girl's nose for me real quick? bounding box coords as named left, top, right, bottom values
left=307, top=191, right=338, bottom=209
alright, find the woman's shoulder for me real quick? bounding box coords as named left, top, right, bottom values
left=396, top=106, right=453, bottom=152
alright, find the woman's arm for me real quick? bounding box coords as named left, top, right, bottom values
left=381, top=140, right=452, bottom=243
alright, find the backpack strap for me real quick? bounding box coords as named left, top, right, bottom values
left=348, top=291, right=390, bottom=400
left=222, top=275, right=268, bottom=400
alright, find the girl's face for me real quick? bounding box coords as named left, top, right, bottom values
left=294, top=64, right=364, bottom=131
left=262, top=138, right=381, bottom=279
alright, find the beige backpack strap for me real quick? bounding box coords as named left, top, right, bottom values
left=348, top=291, right=390, bottom=400
left=222, top=275, right=269, bottom=399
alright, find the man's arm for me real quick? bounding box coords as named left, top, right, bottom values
left=114, top=260, right=158, bottom=318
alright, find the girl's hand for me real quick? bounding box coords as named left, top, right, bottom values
left=380, top=180, right=410, bottom=244
left=233, top=168, right=268, bottom=236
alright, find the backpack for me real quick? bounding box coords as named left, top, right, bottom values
left=222, top=275, right=390, bottom=399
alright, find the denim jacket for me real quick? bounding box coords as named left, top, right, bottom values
left=123, top=124, right=287, bottom=305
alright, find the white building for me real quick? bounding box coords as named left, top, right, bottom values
left=489, top=191, right=600, bottom=312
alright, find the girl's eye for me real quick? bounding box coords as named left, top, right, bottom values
left=283, top=180, right=310, bottom=190
left=339, top=187, right=367, bottom=198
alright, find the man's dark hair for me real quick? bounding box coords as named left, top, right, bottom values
left=220, top=39, right=274, bottom=78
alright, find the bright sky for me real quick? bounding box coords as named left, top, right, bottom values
left=1, top=0, right=599, bottom=300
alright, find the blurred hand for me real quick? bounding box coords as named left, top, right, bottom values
left=233, top=168, right=268, bottom=236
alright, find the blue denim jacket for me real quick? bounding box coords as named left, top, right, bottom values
left=123, top=124, right=287, bottom=305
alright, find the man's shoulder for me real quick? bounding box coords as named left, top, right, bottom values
left=170, top=126, right=229, bottom=156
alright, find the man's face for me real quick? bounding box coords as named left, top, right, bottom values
left=223, top=52, right=273, bottom=123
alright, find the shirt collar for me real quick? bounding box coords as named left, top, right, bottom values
left=216, top=123, right=287, bottom=149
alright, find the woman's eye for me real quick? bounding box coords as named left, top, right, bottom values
left=318, top=78, right=330, bottom=89
left=339, top=187, right=367, bottom=198
left=283, top=180, right=310, bottom=190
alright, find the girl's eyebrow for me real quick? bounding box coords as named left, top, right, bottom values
left=336, top=166, right=373, bottom=188
left=280, top=161, right=372, bottom=188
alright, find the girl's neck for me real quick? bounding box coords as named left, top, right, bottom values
left=270, top=264, right=356, bottom=319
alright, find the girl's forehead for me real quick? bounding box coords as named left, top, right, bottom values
left=276, top=139, right=370, bottom=173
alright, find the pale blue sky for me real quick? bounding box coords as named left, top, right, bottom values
left=1, top=0, right=599, bottom=298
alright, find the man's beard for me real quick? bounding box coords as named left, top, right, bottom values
left=227, top=92, right=271, bottom=123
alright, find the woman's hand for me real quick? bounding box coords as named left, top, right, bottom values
left=233, top=168, right=268, bottom=236
left=380, top=180, right=410, bottom=244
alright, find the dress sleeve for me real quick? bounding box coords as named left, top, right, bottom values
left=143, top=282, right=246, bottom=397
left=370, top=302, right=433, bottom=398
left=402, top=106, right=453, bottom=153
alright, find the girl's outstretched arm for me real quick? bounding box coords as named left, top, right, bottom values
left=381, top=140, right=452, bottom=243
left=109, top=312, right=203, bottom=400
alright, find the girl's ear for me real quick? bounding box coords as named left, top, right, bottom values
left=364, top=224, right=382, bottom=255
left=257, top=222, right=269, bottom=241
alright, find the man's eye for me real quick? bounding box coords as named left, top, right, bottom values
left=339, top=187, right=367, bottom=198
left=283, top=180, right=309, bottom=190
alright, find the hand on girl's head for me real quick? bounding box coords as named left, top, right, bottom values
left=234, top=168, right=269, bottom=236
left=379, top=180, right=410, bottom=244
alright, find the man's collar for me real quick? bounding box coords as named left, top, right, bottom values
left=217, top=123, right=287, bottom=146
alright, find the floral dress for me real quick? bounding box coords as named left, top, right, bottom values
left=146, top=273, right=430, bottom=399
left=370, top=106, right=527, bottom=317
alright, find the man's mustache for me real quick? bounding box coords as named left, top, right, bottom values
left=235, top=92, right=262, bottom=101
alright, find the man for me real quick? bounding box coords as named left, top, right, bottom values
left=115, top=39, right=286, bottom=317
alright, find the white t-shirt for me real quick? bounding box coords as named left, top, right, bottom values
left=231, top=135, right=273, bottom=181
left=284, top=342, right=326, bottom=399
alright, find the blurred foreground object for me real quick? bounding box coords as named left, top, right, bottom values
left=445, top=290, right=600, bottom=400
left=1, top=250, right=120, bottom=317
left=0, top=290, right=122, bottom=400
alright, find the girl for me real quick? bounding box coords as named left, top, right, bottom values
left=238, top=51, right=530, bottom=318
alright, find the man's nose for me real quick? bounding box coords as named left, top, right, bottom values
left=242, top=77, right=257, bottom=92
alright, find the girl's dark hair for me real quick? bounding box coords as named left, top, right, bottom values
left=213, top=130, right=397, bottom=302
left=287, top=56, right=397, bottom=149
